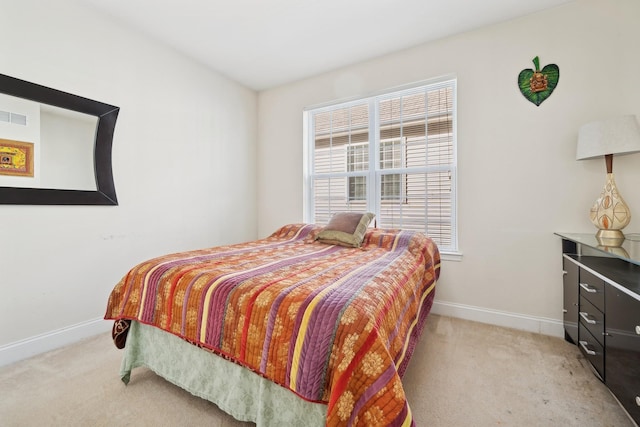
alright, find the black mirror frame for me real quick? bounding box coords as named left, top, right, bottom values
left=0, top=73, right=119, bottom=205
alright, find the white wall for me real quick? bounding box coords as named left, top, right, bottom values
left=0, top=0, right=257, bottom=363
left=257, top=0, right=640, bottom=334
left=40, top=108, right=97, bottom=190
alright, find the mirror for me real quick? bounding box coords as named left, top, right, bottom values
left=0, top=73, right=119, bottom=205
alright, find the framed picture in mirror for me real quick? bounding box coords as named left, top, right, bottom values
left=0, top=138, right=34, bottom=177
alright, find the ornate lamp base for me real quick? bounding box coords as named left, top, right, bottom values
left=590, top=173, right=630, bottom=241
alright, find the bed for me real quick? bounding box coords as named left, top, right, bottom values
left=105, top=221, right=440, bottom=426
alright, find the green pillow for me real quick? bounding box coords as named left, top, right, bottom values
left=316, top=212, right=375, bottom=248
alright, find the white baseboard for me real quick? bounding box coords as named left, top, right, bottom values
left=0, top=317, right=111, bottom=368
left=430, top=300, right=565, bottom=338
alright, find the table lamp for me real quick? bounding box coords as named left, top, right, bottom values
left=576, top=115, right=640, bottom=244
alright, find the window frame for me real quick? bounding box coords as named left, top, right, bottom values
left=303, top=76, right=459, bottom=256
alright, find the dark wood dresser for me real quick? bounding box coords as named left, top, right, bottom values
left=557, top=232, right=640, bottom=425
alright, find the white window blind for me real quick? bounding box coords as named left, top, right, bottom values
left=304, top=78, right=457, bottom=252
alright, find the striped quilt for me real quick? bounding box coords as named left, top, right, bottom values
left=105, top=223, right=440, bottom=426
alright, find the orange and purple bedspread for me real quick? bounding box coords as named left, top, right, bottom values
left=105, top=223, right=440, bottom=426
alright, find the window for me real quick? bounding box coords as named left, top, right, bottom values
left=379, top=138, right=404, bottom=201
left=304, top=78, right=457, bottom=253
left=347, top=143, right=368, bottom=201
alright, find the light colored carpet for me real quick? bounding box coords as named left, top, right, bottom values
left=0, top=315, right=633, bottom=426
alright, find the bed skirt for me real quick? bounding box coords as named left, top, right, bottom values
left=120, top=321, right=327, bottom=426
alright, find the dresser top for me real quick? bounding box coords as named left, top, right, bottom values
left=556, top=232, right=640, bottom=267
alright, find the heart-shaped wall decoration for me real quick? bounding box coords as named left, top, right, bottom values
left=518, top=56, right=559, bottom=106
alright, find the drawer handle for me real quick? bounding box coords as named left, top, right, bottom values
left=636, top=396, right=640, bottom=407
left=579, top=312, right=597, bottom=325
left=579, top=282, right=598, bottom=293
left=579, top=340, right=597, bottom=356
left=636, top=326, right=640, bottom=335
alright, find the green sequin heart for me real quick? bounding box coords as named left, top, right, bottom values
left=518, top=56, right=560, bottom=106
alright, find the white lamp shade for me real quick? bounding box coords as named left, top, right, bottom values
left=577, top=115, right=640, bottom=160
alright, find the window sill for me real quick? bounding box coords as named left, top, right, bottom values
left=440, top=251, right=463, bottom=262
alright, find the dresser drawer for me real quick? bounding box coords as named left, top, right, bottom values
left=579, top=268, right=605, bottom=311
left=605, top=283, right=640, bottom=423
left=579, top=322, right=604, bottom=380
left=579, top=296, right=604, bottom=346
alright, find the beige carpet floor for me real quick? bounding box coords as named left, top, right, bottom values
left=0, top=315, right=633, bottom=427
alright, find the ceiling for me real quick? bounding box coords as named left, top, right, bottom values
left=80, top=0, right=573, bottom=91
